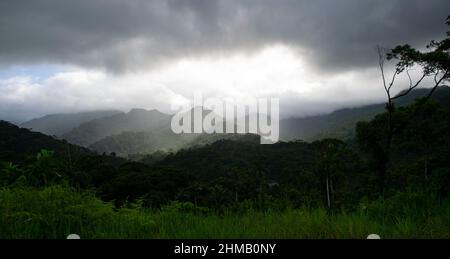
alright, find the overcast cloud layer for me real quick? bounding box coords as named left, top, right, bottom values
left=2, top=0, right=449, bottom=71
left=1, top=0, right=449, bottom=122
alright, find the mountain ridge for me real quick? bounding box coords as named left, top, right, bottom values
left=20, top=110, right=122, bottom=137
left=280, top=86, right=450, bottom=141
left=15, top=86, right=450, bottom=156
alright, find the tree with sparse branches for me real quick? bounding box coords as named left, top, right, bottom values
left=372, top=16, right=450, bottom=196
left=380, top=16, right=449, bottom=105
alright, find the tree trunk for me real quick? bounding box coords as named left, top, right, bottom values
left=326, top=176, right=331, bottom=209
left=381, top=101, right=394, bottom=197
left=330, top=178, right=334, bottom=205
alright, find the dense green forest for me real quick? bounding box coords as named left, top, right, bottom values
left=2, top=95, right=450, bottom=238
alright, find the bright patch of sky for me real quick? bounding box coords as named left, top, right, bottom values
left=0, top=64, right=72, bottom=82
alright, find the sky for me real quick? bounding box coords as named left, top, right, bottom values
left=1, top=0, right=449, bottom=123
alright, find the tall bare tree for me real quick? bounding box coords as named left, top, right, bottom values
left=374, top=16, right=450, bottom=195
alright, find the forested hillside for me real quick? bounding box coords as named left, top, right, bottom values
left=17, top=87, right=450, bottom=157
left=2, top=97, right=450, bottom=238
left=280, top=86, right=450, bottom=141
left=2, top=97, right=450, bottom=208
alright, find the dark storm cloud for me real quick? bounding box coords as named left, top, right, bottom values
left=1, top=0, right=449, bottom=72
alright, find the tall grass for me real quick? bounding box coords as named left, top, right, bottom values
left=1, top=186, right=450, bottom=239
left=0, top=186, right=156, bottom=239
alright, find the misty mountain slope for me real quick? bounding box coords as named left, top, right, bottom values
left=69, top=107, right=248, bottom=156
left=19, top=110, right=121, bottom=137
left=280, top=86, right=450, bottom=141
left=280, top=104, right=382, bottom=141
left=88, top=129, right=198, bottom=156
left=50, top=86, right=450, bottom=155
left=61, top=109, right=172, bottom=147
left=89, top=125, right=261, bottom=157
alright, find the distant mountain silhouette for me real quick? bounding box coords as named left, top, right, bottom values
left=280, top=86, right=450, bottom=141
left=86, top=107, right=259, bottom=157
left=61, top=109, right=172, bottom=147
left=17, top=86, right=450, bottom=156
left=20, top=110, right=121, bottom=137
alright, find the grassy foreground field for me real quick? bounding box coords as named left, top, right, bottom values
left=1, top=186, right=449, bottom=239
